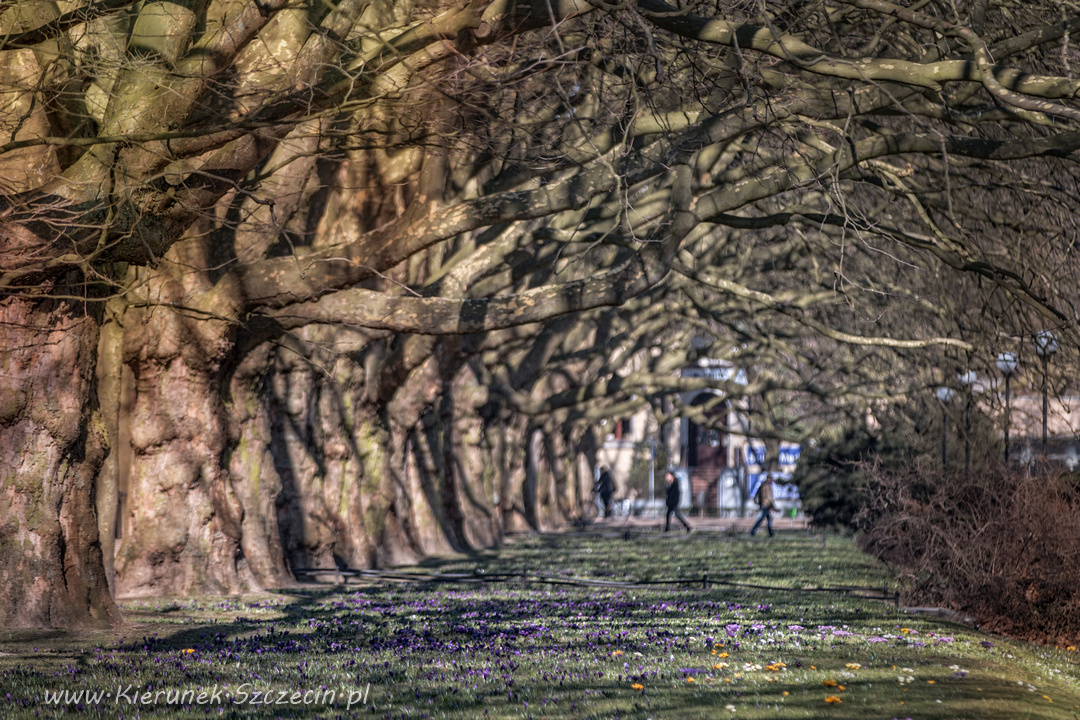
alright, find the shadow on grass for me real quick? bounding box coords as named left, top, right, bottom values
left=3, top=533, right=1076, bottom=720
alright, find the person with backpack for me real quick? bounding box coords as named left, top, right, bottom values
left=750, top=474, right=776, bottom=537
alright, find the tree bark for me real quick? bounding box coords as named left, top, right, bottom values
left=115, top=317, right=255, bottom=596
left=112, top=247, right=256, bottom=596
left=0, top=292, right=118, bottom=627
left=94, top=296, right=125, bottom=593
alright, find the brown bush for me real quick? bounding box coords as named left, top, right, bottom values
left=857, top=458, right=1080, bottom=646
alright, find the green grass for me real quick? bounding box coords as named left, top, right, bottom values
left=418, top=530, right=891, bottom=588
left=2, top=530, right=1079, bottom=719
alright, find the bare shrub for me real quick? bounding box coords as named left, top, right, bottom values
left=857, top=459, right=1080, bottom=645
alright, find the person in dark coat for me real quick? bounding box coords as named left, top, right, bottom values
left=595, top=465, right=615, bottom=518
left=750, top=475, right=776, bottom=537
left=664, top=470, right=691, bottom=532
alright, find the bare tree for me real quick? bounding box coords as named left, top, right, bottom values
left=5, top=0, right=1080, bottom=627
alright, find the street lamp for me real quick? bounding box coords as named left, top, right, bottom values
left=935, top=386, right=956, bottom=474
left=958, top=371, right=977, bottom=478
left=1034, top=331, right=1058, bottom=454
left=995, top=352, right=1018, bottom=463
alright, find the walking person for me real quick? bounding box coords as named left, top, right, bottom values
left=664, top=471, right=691, bottom=532
left=595, top=465, right=615, bottom=518
left=750, top=474, right=776, bottom=537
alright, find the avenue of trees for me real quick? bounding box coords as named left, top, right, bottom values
left=4, top=0, right=1080, bottom=627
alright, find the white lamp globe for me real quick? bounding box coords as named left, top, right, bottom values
left=996, top=352, right=1018, bottom=375
left=1035, top=331, right=1059, bottom=357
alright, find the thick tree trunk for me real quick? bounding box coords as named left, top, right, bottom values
left=113, top=250, right=257, bottom=596
left=491, top=416, right=532, bottom=533
left=0, top=293, right=118, bottom=627
left=115, top=329, right=256, bottom=596
left=244, top=332, right=395, bottom=573
left=445, top=373, right=502, bottom=548
left=223, top=346, right=294, bottom=586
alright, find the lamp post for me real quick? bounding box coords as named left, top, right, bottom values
left=1034, top=331, right=1058, bottom=455
left=935, top=387, right=956, bottom=474
left=958, top=371, right=977, bottom=479
left=648, top=436, right=657, bottom=504
left=995, top=352, right=1018, bottom=463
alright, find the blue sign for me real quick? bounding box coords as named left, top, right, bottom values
left=746, top=445, right=767, bottom=466
left=779, top=446, right=801, bottom=466
left=745, top=444, right=801, bottom=467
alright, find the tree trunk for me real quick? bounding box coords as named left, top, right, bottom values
left=244, top=332, right=396, bottom=573
left=0, top=292, right=118, bottom=627
left=523, top=426, right=542, bottom=530
left=113, top=249, right=257, bottom=596
left=115, top=326, right=256, bottom=596
left=95, top=297, right=126, bottom=593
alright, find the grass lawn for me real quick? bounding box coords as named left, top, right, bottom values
left=2, top=529, right=1079, bottom=719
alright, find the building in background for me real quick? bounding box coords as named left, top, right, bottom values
left=1005, top=394, right=1080, bottom=469
left=595, top=358, right=802, bottom=517
left=677, top=360, right=750, bottom=512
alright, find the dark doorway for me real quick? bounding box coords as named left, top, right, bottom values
left=686, top=393, right=728, bottom=511
left=687, top=393, right=727, bottom=468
